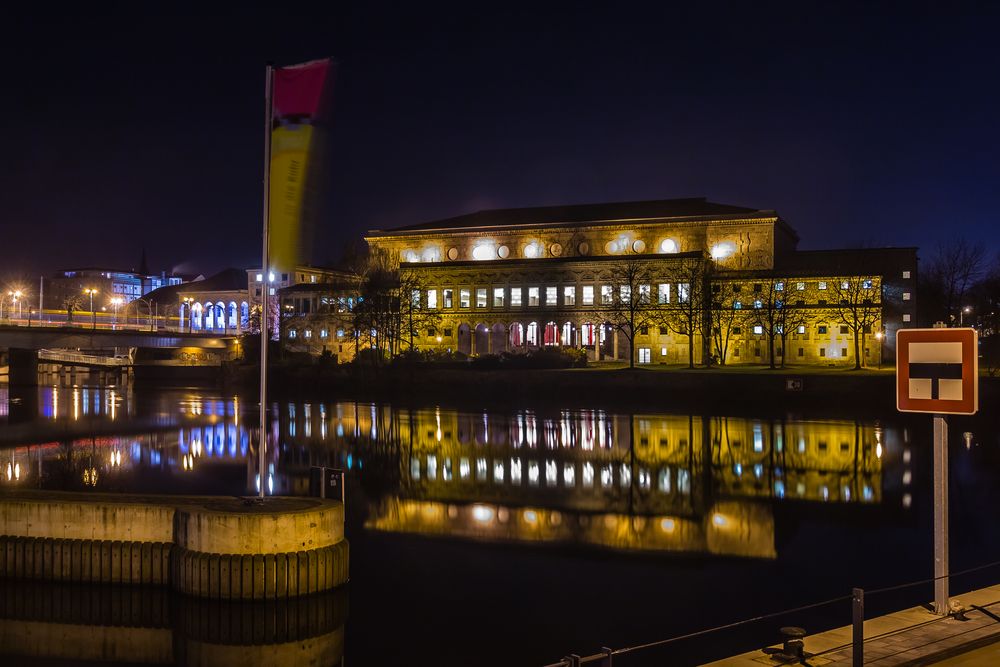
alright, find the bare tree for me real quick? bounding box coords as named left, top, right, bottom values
left=657, top=259, right=707, bottom=368
left=599, top=259, right=658, bottom=369
left=748, top=279, right=783, bottom=369
left=708, top=279, right=746, bottom=365
left=774, top=281, right=813, bottom=369
left=831, top=276, right=881, bottom=369
left=62, top=295, right=83, bottom=325
left=925, top=240, right=986, bottom=325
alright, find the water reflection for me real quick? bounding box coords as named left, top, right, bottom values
left=0, top=580, right=347, bottom=666
left=1, top=385, right=905, bottom=561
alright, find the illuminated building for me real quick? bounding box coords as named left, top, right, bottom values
left=361, top=198, right=917, bottom=365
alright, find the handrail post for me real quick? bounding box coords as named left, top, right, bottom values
left=852, top=587, right=864, bottom=666
left=564, top=655, right=581, bottom=667
left=599, top=647, right=614, bottom=666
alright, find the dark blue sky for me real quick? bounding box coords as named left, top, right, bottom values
left=4, top=2, right=999, bottom=277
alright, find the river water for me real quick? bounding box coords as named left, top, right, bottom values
left=1, top=378, right=1000, bottom=666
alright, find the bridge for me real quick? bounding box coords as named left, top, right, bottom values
left=0, top=324, right=239, bottom=386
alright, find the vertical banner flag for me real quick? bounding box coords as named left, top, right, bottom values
left=269, top=59, right=335, bottom=272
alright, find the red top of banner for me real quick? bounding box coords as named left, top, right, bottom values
left=273, top=59, right=333, bottom=118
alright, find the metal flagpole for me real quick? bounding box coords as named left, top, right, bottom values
left=259, top=64, right=274, bottom=501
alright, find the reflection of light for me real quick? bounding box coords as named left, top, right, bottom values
left=510, top=458, right=521, bottom=484
left=660, top=518, right=676, bottom=532
left=527, top=461, right=539, bottom=486
left=876, top=442, right=883, bottom=459
left=712, top=513, right=727, bottom=527
left=471, top=504, right=494, bottom=523
left=902, top=493, right=912, bottom=508
left=523, top=509, right=538, bottom=524
left=582, top=462, right=594, bottom=488
left=902, top=470, right=911, bottom=485
left=563, top=463, right=575, bottom=487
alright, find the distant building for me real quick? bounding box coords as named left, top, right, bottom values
left=278, top=275, right=363, bottom=360
left=145, top=268, right=251, bottom=333
left=357, top=197, right=918, bottom=367
left=44, top=267, right=185, bottom=311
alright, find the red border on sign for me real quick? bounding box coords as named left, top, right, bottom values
left=896, top=328, right=978, bottom=415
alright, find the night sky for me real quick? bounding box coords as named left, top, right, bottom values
left=4, top=2, right=999, bottom=280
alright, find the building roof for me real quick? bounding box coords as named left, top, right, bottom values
left=144, top=268, right=248, bottom=305
left=370, top=197, right=774, bottom=235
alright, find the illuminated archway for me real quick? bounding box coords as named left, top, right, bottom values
left=509, top=322, right=525, bottom=348
left=544, top=321, right=559, bottom=346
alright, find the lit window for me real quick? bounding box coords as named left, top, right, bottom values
left=818, top=281, right=828, bottom=290
left=659, top=238, right=678, bottom=253
left=638, top=347, right=651, bottom=364
left=563, top=286, right=576, bottom=306
left=443, top=289, right=453, bottom=308
left=304, top=329, right=312, bottom=339
left=678, top=283, right=690, bottom=303
left=903, top=314, right=911, bottom=322
left=862, top=279, right=873, bottom=289
left=582, top=285, right=595, bottom=305
left=734, top=300, right=742, bottom=309
left=460, top=289, right=471, bottom=308
left=754, top=300, right=762, bottom=309
left=546, top=286, right=558, bottom=305
left=797, top=325, right=806, bottom=334
left=753, top=325, right=763, bottom=335
left=255, top=273, right=263, bottom=282
left=288, top=329, right=297, bottom=339
left=796, top=282, right=805, bottom=291
left=528, top=287, right=540, bottom=306
left=619, top=285, right=631, bottom=302
left=658, top=283, right=670, bottom=304
left=775, top=282, right=784, bottom=291
left=493, top=287, right=504, bottom=308
left=320, top=329, right=328, bottom=338
left=411, top=290, right=420, bottom=307
left=472, top=244, right=494, bottom=261
left=427, top=289, right=438, bottom=309
left=336, top=329, right=344, bottom=338
left=660, top=347, right=667, bottom=356
left=511, top=287, right=522, bottom=307
left=639, top=284, right=651, bottom=303
left=902, top=270, right=911, bottom=279
left=476, top=288, right=487, bottom=308
left=903, top=292, right=911, bottom=301
left=601, top=285, right=613, bottom=304
left=841, top=280, right=850, bottom=289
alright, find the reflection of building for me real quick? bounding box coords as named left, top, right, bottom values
left=363, top=198, right=917, bottom=365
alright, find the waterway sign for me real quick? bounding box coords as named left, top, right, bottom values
left=896, top=328, right=978, bottom=415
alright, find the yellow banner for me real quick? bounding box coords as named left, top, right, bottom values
left=268, top=124, right=313, bottom=271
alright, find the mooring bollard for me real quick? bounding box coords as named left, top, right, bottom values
left=779, top=626, right=807, bottom=662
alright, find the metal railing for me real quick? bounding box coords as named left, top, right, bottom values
left=543, top=558, right=1000, bottom=667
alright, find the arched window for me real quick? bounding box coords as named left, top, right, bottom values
left=561, top=322, right=573, bottom=346
left=526, top=322, right=539, bottom=346
left=228, top=301, right=238, bottom=328
left=191, top=302, right=203, bottom=330
left=544, top=322, right=559, bottom=346
left=203, top=302, right=214, bottom=329
left=240, top=302, right=249, bottom=328
left=509, top=322, right=524, bottom=347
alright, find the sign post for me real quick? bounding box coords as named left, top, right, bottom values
left=896, top=327, right=978, bottom=615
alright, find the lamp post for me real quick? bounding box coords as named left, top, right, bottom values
left=110, top=296, right=123, bottom=330
left=182, top=297, right=194, bottom=333
left=874, top=330, right=884, bottom=370
left=83, top=288, right=98, bottom=330
left=960, top=306, right=971, bottom=327
left=11, top=290, right=22, bottom=322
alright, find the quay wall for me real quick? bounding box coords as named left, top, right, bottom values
left=0, top=492, right=348, bottom=600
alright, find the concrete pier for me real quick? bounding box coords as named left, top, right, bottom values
left=0, top=491, right=348, bottom=600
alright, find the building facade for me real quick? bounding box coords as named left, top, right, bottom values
left=45, top=267, right=185, bottom=311
left=359, top=198, right=917, bottom=367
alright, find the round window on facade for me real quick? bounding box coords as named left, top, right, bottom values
left=447, top=247, right=459, bottom=261
left=498, top=245, right=510, bottom=259
left=659, top=238, right=679, bottom=254
left=632, top=239, right=646, bottom=253
left=550, top=243, right=563, bottom=257
left=523, top=242, right=540, bottom=258
left=578, top=242, right=590, bottom=255
left=605, top=240, right=619, bottom=254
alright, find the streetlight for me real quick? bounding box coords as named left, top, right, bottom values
left=110, top=296, right=123, bottom=330
left=10, top=290, right=23, bottom=321
left=874, top=330, right=884, bottom=370
left=83, top=288, right=98, bottom=330
left=181, top=297, right=194, bottom=333
left=960, top=306, right=972, bottom=327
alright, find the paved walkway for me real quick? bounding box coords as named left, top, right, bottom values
left=705, top=584, right=1000, bottom=666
